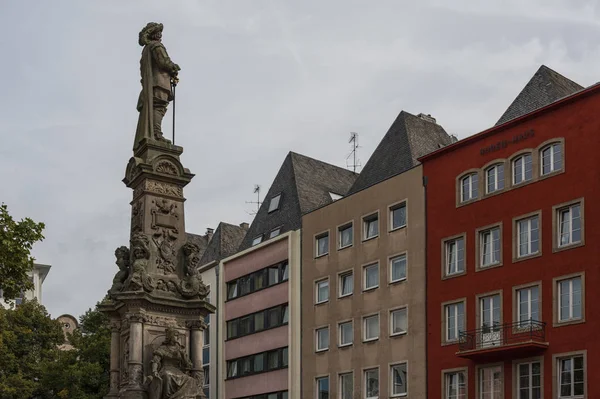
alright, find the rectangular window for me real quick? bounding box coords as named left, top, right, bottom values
left=478, top=366, right=502, bottom=398
left=316, top=327, right=329, bottom=352
left=316, top=279, right=329, bottom=304
left=390, top=254, right=407, bottom=283
left=445, top=302, right=465, bottom=342
left=444, top=371, right=466, bottom=399
left=269, top=227, right=282, bottom=238
left=363, top=314, right=379, bottom=341
left=226, top=303, right=288, bottom=339
left=227, top=261, right=288, bottom=300
left=364, top=263, right=379, bottom=290
left=339, top=271, right=353, bottom=297
left=517, top=361, right=541, bottom=399
left=558, top=203, right=581, bottom=247
left=227, top=281, right=238, bottom=299
left=339, top=373, right=353, bottom=399
left=252, top=235, right=263, bottom=246
left=339, top=321, right=353, bottom=346
left=486, top=164, right=505, bottom=193
left=558, top=355, right=584, bottom=398
left=445, top=237, right=465, bottom=276
left=390, top=363, right=407, bottom=396
left=390, top=308, right=407, bottom=336
left=513, top=153, right=533, bottom=185
left=461, top=173, right=478, bottom=202
left=363, top=214, right=379, bottom=240
left=365, top=368, right=379, bottom=399
left=518, top=216, right=539, bottom=258
left=541, top=142, right=562, bottom=175
left=558, top=277, right=582, bottom=322
left=227, top=347, right=287, bottom=378
left=268, top=193, right=281, bottom=212
left=517, top=286, right=539, bottom=327
left=480, top=227, right=500, bottom=267
left=339, top=224, right=353, bottom=249
left=390, top=203, right=407, bottom=230
left=316, top=233, right=329, bottom=257
left=316, top=376, right=329, bottom=399
left=202, top=346, right=210, bottom=364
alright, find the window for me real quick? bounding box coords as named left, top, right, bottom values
left=461, top=173, right=478, bottom=202
left=558, top=203, right=581, bottom=247
left=486, top=163, right=505, bottom=194
left=339, top=373, right=353, bottom=399
left=226, top=261, right=289, bottom=300
left=339, top=271, right=353, bottom=297
left=339, top=321, right=353, bottom=346
left=226, top=304, right=289, bottom=339
left=338, top=224, right=353, bottom=249
left=444, top=237, right=465, bottom=276
left=269, top=227, right=282, bottom=239
left=517, top=361, right=541, bottom=399
left=316, top=279, right=329, bottom=304
left=445, top=302, right=465, bottom=342
left=203, top=365, right=210, bottom=398
left=558, top=355, right=584, bottom=398
left=316, top=233, right=329, bottom=257
left=268, top=194, right=281, bottom=212
left=316, top=376, right=329, bottom=399
left=330, top=192, right=343, bottom=201
left=226, top=347, right=288, bottom=378
left=541, top=142, right=562, bottom=175
left=517, top=215, right=539, bottom=258
left=558, top=277, right=582, bottom=322
left=316, top=327, right=329, bottom=351
left=480, top=227, right=500, bottom=267
left=363, top=213, right=379, bottom=240
left=478, top=366, right=502, bottom=399
left=513, top=153, right=532, bottom=185
left=390, top=254, right=407, bottom=283
left=390, top=363, right=407, bottom=397
left=444, top=371, right=466, bottom=399
left=238, top=391, right=289, bottom=399
left=517, top=286, right=539, bottom=327
left=363, top=263, right=379, bottom=290
left=363, top=314, right=379, bottom=341
left=252, top=235, right=263, bottom=246
left=202, top=346, right=209, bottom=364
left=390, top=308, right=407, bottom=336
left=364, top=368, right=379, bottom=399
left=390, top=202, right=407, bottom=230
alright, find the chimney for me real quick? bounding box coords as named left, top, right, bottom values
left=206, top=228, right=214, bottom=241
left=239, top=222, right=249, bottom=230
left=417, top=113, right=437, bottom=124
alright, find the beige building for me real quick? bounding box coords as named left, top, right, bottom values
left=301, top=111, right=454, bottom=398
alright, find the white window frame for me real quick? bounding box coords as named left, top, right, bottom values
left=516, top=360, right=541, bottom=399
left=339, top=372, right=353, bottom=399
left=315, top=233, right=329, bottom=257
left=338, top=320, right=353, bottom=347
left=390, top=362, right=408, bottom=397
left=363, top=263, right=379, bottom=291
left=444, top=370, right=466, bottom=399
left=557, top=355, right=585, bottom=398
left=364, top=368, right=379, bottom=399
left=558, top=203, right=581, bottom=247
left=478, top=365, right=503, bottom=399
left=517, top=216, right=539, bottom=258
left=251, top=235, right=263, bottom=246
left=558, top=277, right=582, bottom=322
left=315, top=279, right=329, bottom=304
left=269, top=227, right=282, bottom=239
left=445, top=237, right=465, bottom=276
left=541, top=142, right=562, bottom=176
left=316, top=376, right=330, bottom=399
left=316, top=327, right=329, bottom=352
left=389, top=202, right=407, bottom=231
left=517, top=286, right=539, bottom=327
left=461, top=173, right=478, bottom=202
left=389, top=254, right=407, bottom=283
left=480, top=227, right=500, bottom=267
left=390, top=307, right=407, bottom=336
left=338, top=271, right=353, bottom=298
left=363, top=213, right=379, bottom=240
left=268, top=193, right=281, bottom=212
left=363, top=314, right=380, bottom=342
left=512, top=153, right=532, bottom=185
left=338, top=223, right=353, bottom=249
left=486, top=163, right=505, bottom=194
left=445, top=302, right=464, bottom=342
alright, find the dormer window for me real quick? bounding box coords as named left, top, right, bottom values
left=485, top=164, right=504, bottom=194
left=251, top=235, right=263, bottom=246
left=268, top=194, right=282, bottom=213
left=269, top=227, right=281, bottom=239
left=329, top=192, right=343, bottom=201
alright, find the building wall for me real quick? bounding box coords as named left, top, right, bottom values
left=200, top=263, right=217, bottom=399
left=301, top=166, right=427, bottom=398
left=423, top=89, right=600, bottom=398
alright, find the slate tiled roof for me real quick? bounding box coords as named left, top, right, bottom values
left=185, top=232, right=210, bottom=260
left=348, top=111, right=454, bottom=194
left=199, top=222, right=247, bottom=265
left=238, top=152, right=357, bottom=251
left=495, top=65, right=583, bottom=126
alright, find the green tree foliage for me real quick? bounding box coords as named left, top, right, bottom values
left=0, top=203, right=45, bottom=300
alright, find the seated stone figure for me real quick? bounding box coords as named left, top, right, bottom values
left=147, top=327, right=200, bottom=399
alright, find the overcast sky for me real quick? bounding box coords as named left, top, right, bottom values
left=2, top=0, right=600, bottom=318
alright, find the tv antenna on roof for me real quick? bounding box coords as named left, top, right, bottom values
left=245, top=185, right=262, bottom=216
left=346, top=132, right=362, bottom=173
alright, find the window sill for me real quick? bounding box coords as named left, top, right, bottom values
left=441, top=339, right=459, bottom=347
left=476, top=262, right=503, bottom=272
left=338, top=343, right=353, bottom=349
left=553, top=241, right=584, bottom=254
left=389, top=225, right=406, bottom=233
left=538, top=168, right=564, bottom=182
left=389, top=278, right=407, bottom=286
left=442, top=271, right=466, bottom=281
left=362, top=235, right=379, bottom=242
left=315, top=348, right=329, bottom=353
left=390, top=394, right=408, bottom=398
left=363, top=286, right=379, bottom=293
left=315, top=300, right=329, bottom=306
left=390, top=331, right=407, bottom=338
left=338, top=293, right=353, bottom=299
left=315, top=253, right=329, bottom=259
left=513, top=251, right=542, bottom=264
left=553, top=318, right=585, bottom=328
left=363, top=338, right=379, bottom=344
left=338, top=244, right=353, bottom=251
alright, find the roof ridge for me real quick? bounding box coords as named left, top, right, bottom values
left=290, top=151, right=357, bottom=176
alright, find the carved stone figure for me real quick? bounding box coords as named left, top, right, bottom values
left=177, top=242, right=209, bottom=299
left=134, top=22, right=180, bottom=149
left=125, top=232, right=155, bottom=292
left=146, top=328, right=200, bottom=399
left=108, top=246, right=130, bottom=295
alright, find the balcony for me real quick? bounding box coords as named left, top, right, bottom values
left=457, top=320, right=548, bottom=361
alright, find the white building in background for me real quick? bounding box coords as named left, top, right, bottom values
left=0, top=263, right=51, bottom=308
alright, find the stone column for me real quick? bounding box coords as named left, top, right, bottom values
left=106, top=320, right=121, bottom=397
left=187, top=319, right=207, bottom=398
left=124, top=312, right=146, bottom=398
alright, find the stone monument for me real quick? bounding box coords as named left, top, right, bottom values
left=100, top=22, right=214, bottom=399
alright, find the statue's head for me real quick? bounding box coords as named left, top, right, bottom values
left=115, top=246, right=130, bottom=270
left=164, top=327, right=179, bottom=345
left=130, top=232, right=150, bottom=260
left=139, top=22, right=164, bottom=46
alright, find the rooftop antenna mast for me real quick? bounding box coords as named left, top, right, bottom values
left=245, top=185, right=262, bottom=216
left=346, top=132, right=362, bottom=173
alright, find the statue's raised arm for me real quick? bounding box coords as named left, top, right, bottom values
left=134, top=22, right=181, bottom=150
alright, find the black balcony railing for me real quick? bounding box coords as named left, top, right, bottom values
left=458, top=320, right=546, bottom=352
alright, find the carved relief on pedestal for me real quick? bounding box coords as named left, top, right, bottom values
left=147, top=180, right=183, bottom=198
left=177, top=242, right=210, bottom=299
left=121, top=336, right=130, bottom=386
left=156, top=279, right=178, bottom=293
left=146, top=315, right=184, bottom=328
left=124, top=233, right=155, bottom=292
left=131, top=200, right=144, bottom=233
left=155, top=160, right=179, bottom=176
left=151, top=199, right=179, bottom=275
left=108, top=246, right=131, bottom=297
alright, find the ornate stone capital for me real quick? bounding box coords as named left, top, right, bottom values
left=125, top=312, right=147, bottom=324
left=186, top=319, right=208, bottom=330
left=110, top=320, right=122, bottom=332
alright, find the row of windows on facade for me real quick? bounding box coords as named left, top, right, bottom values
left=315, top=308, right=408, bottom=352
left=315, top=253, right=407, bottom=305
left=443, top=200, right=581, bottom=278
left=227, top=303, right=289, bottom=340
left=226, top=347, right=288, bottom=379
left=250, top=193, right=284, bottom=246
left=227, top=261, right=289, bottom=300
left=441, top=353, right=584, bottom=399
left=235, top=391, right=288, bottom=399
left=315, top=202, right=407, bottom=257
left=315, top=363, right=407, bottom=399
left=460, top=142, right=562, bottom=203
left=443, top=274, right=583, bottom=344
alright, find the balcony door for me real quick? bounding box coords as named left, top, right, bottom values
left=480, top=294, right=501, bottom=348
left=479, top=365, right=503, bottom=399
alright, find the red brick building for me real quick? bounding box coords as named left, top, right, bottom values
left=421, top=73, right=599, bottom=398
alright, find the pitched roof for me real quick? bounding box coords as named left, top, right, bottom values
left=199, top=222, right=247, bottom=265
left=238, top=152, right=357, bottom=251
left=495, top=65, right=583, bottom=126
left=348, top=111, right=454, bottom=194
left=185, top=232, right=209, bottom=259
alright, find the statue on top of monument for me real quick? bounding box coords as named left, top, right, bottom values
left=134, top=22, right=181, bottom=150
left=108, top=246, right=130, bottom=296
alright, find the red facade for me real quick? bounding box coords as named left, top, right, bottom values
left=422, top=86, right=600, bottom=398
